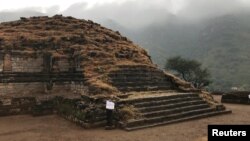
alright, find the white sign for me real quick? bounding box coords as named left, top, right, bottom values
left=106, top=100, right=115, bottom=110
left=248, top=94, right=250, bottom=99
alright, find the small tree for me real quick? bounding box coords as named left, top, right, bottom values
left=165, top=56, right=211, bottom=89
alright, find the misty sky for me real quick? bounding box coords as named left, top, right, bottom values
left=1, top=0, right=250, bottom=28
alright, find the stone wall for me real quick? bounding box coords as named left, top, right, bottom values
left=54, top=58, right=71, bottom=72
left=53, top=58, right=82, bottom=72
left=108, top=65, right=174, bottom=92
left=0, top=97, right=36, bottom=116
left=0, top=56, right=3, bottom=72
left=0, top=83, right=45, bottom=95
left=3, top=54, right=12, bottom=72
left=50, top=82, right=87, bottom=95
left=0, top=51, right=83, bottom=73
left=0, top=82, right=87, bottom=96
left=11, top=56, right=43, bottom=72
left=221, top=91, right=250, bottom=105
left=0, top=51, right=85, bottom=97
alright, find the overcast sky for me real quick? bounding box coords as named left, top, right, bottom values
left=0, top=0, right=132, bottom=11
left=1, top=0, right=250, bottom=28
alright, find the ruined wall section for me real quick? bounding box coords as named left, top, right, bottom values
left=57, top=58, right=71, bottom=72
left=53, top=56, right=82, bottom=72
left=0, top=51, right=85, bottom=96
left=3, top=54, right=12, bottom=72
left=0, top=54, right=3, bottom=72
left=0, top=83, right=45, bottom=96
left=50, top=82, right=87, bottom=95
left=55, top=58, right=71, bottom=72
left=11, top=56, right=43, bottom=72
left=0, top=82, right=87, bottom=96
left=0, top=51, right=81, bottom=73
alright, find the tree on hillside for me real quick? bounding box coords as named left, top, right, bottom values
left=165, top=56, right=211, bottom=89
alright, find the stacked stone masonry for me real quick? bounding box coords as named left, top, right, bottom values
left=0, top=16, right=232, bottom=130
left=11, top=56, right=43, bottom=72
left=109, top=65, right=174, bottom=92
left=3, top=54, right=12, bottom=72
left=0, top=51, right=85, bottom=96
left=50, top=82, right=87, bottom=95
left=55, top=58, right=71, bottom=72
left=0, top=57, right=3, bottom=72
left=0, top=82, right=86, bottom=95
left=0, top=83, right=45, bottom=95
left=0, top=52, right=82, bottom=73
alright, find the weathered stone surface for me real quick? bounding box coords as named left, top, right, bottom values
left=11, top=56, right=43, bottom=72
left=222, top=91, right=250, bottom=105
left=0, top=16, right=221, bottom=129
left=108, top=65, right=174, bottom=92
left=0, top=56, right=3, bottom=72
left=0, top=83, right=45, bottom=95
left=3, top=54, right=12, bottom=72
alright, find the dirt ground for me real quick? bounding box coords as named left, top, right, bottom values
left=0, top=95, right=249, bottom=141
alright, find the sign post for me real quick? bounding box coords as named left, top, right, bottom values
left=106, top=100, right=115, bottom=129
left=248, top=94, right=250, bottom=104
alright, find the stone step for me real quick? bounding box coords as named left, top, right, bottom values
left=125, top=107, right=215, bottom=127
left=112, top=81, right=172, bottom=89
left=117, top=86, right=172, bottom=92
left=119, top=93, right=199, bottom=104
left=116, top=85, right=172, bottom=90
left=111, top=80, right=170, bottom=87
left=124, top=110, right=232, bottom=131
left=138, top=100, right=206, bottom=113
left=134, top=96, right=202, bottom=108
left=109, top=73, right=166, bottom=78
left=111, top=68, right=161, bottom=72
left=109, top=76, right=168, bottom=81
left=142, top=104, right=210, bottom=118
left=109, top=70, right=163, bottom=74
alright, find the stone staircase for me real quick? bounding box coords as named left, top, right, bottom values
left=119, top=93, right=231, bottom=131
left=108, top=65, right=174, bottom=92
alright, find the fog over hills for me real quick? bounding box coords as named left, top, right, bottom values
left=1, top=0, right=250, bottom=91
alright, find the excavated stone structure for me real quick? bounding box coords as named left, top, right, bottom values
left=0, top=15, right=231, bottom=129
left=222, top=91, right=250, bottom=105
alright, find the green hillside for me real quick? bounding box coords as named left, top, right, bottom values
left=197, top=14, right=250, bottom=90
left=105, top=13, right=250, bottom=91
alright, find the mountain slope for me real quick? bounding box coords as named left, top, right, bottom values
left=197, top=14, right=250, bottom=90
left=105, top=13, right=250, bottom=91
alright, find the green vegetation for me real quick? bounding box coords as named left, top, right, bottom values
left=109, top=13, right=250, bottom=91
left=165, top=56, right=211, bottom=89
